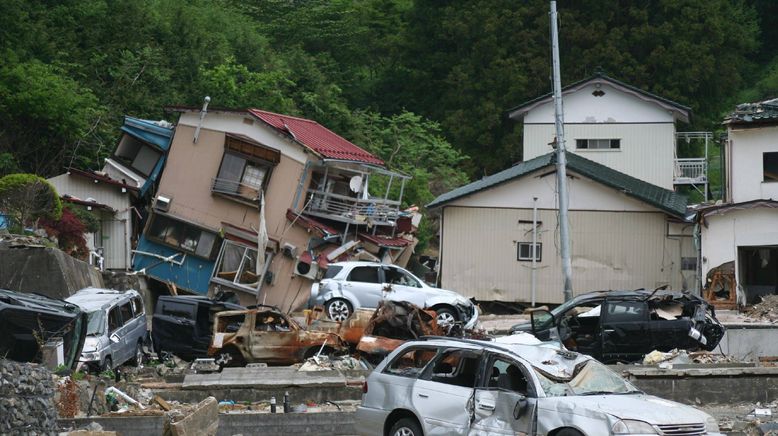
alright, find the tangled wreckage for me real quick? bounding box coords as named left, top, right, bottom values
left=511, top=289, right=726, bottom=363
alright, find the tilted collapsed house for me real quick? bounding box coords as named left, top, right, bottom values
left=697, top=98, right=778, bottom=307
left=133, top=107, right=415, bottom=309
left=429, top=73, right=703, bottom=305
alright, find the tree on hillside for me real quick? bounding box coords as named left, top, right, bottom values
left=0, top=174, right=62, bottom=231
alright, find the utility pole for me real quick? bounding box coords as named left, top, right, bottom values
left=550, top=1, right=574, bottom=301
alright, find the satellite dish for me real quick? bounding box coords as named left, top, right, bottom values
left=349, top=175, right=363, bottom=193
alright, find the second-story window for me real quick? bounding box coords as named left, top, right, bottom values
left=147, top=213, right=219, bottom=259
left=576, top=139, right=621, bottom=150
left=213, top=135, right=280, bottom=202
left=764, top=152, right=778, bottom=182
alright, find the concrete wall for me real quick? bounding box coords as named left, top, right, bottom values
left=728, top=125, right=778, bottom=203
left=440, top=206, right=693, bottom=304
left=0, top=246, right=103, bottom=299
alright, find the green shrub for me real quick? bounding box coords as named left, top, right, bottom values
left=0, top=173, right=62, bottom=230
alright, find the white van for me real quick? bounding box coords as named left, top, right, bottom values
left=66, top=288, right=148, bottom=371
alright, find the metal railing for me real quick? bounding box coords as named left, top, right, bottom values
left=674, top=158, right=707, bottom=183
left=306, top=189, right=400, bottom=223
left=211, top=178, right=261, bottom=203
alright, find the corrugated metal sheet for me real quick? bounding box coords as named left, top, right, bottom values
left=440, top=206, right=690, bottom=304
left=249, top=109, right=384, bottom=166
left=523, top=123, right=676, bottom=190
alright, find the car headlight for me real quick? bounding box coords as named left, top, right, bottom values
left=705, top=416, right=719, bottom=433
left=612, top=419, right=657, bottom=434
left=81, top=352, right=100, bottom=362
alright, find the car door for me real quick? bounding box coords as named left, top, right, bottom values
left=106, top=305, right=124, bottom=367
left=470, top=354, right=536, bottom=436
left=599, top=300, right=651, bottom=362
left=382, top=266, right=427, bottom=307
left=344, top=266, right=384, bottom=308
left=116, top=301, right=135, bottom=364
left=249, top=310, right=297, bottom=364
left=411, top=348, right=482, bottom=435
left=128, top=295, right=147, bottom=346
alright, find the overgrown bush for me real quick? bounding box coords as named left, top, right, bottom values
left=0, top=173, right=62, bottom=231
left=40, top=207, right=88, bottom=259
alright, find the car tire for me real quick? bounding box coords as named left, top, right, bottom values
left=389, top=417, right=423, bottom=436
left=433, top=307, right=458, bottom=327
left=131, top=341, right=144, bottom=367
left=220, top=347, right=246, bottom=368
left=101, top=356, right=112, bottom=372
left=555, top=428, right=583, bottom=436
left=325, top=298, right=352, bottom=322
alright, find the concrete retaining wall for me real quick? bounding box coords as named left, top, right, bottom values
left=0, top=246, right=103, bottom=299
left=60, top=412, right=357, bottom=436
left=717, top=325, right=778, bottom=360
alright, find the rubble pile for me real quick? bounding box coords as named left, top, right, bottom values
left=0, top=359, right=58, bottom=434
left=747, top=295, right=778, bottom=322
left=642, top=349, right=738, bottom=366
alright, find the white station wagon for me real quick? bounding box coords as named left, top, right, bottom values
left=356, top=337, right=722, bottom=436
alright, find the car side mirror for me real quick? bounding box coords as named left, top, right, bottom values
left=530, top=309, right=554, bottom=333
left=513, top=395, right=528, bottom=420
left=109, top=333, right=120, bottom=344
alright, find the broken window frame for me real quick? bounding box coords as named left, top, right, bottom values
left=211, top=239, right=265, bottom=293
left=763, top=152, right=778, bottom=183
left=517, top=242, right=542, bottom=262
left=146, top=213, right=220, bottom=260
left=112, top=133, right=163, bottom=177
left=212, top=136, right=280, bottom=204
left=575, top=139, right=621, bottom=150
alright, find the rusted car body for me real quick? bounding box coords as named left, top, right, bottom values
left=355, top=301, right=444, bottom=362
left=306, top=306, right=375, bottom=346
left=208, top=305, right=346, bottom=366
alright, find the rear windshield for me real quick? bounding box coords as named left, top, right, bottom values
left=323, top=266, right=343, bottom=279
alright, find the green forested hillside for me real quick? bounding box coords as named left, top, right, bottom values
left=1, top=0, right=776, bottom=191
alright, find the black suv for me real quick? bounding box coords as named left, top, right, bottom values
left=152, top=295, right=243, bottom=360
left=509, top=290, right=726, bottom=363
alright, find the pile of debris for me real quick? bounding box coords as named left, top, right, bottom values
left=747, top=295, right=778, bottom=322
left=642, top=349, right=738, bottom=366
left=0, top=359, right=58, bottom=434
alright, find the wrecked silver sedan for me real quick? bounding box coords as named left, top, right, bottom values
left=357, top=337, right=722, bottom=436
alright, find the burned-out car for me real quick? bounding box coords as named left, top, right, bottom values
left=356, top=300, right=445, bottom=364
left=209, top=305, right=347, bottom=366
left=509, top=290, right=726, bottom=363
left=152, top=295, right=244, bottom=360
left=357, top=337, right=722, bottom=436
left=0, top=289, right=87, bottom=370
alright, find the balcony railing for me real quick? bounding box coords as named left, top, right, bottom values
left=674, top=158, right=707, bottom=184
left=211, top=178, right=261, bottom=205
left=305, top=189, right=401, bottom=225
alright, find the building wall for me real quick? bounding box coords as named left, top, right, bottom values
left=701, top=208, right=778, bottom=278
left=440, top=206, right=692, bottom=304
left=523, top=123, right=676, bottom=190
left=47, top=174, right=132, bottom=269
left=728, top=125, right=778, bottom=203
left=151, top=117, right=316, bottom=311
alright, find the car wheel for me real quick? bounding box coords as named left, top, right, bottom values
left=326, top=298, right=352, bottom=322
left=434, top=307, right=458, bottom=327
left=219, top=347, right=246, bottom=368
left=555, top=428, right=584, bottom=436
left=389, top=417, right=423, bottom=436
left=101, top=356, right=113, bottom=372
left=131, top=342, right=144, bottom=367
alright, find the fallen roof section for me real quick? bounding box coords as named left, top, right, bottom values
left=724, top=98, right=778, bottom=127
left=427, top=152, right=688, bottom=217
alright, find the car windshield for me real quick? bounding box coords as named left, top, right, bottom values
left=86, top=310, right=106, bottom=336
left=534, top=359, right=641, bottom=397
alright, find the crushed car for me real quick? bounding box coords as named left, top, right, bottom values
left=0, top=288, right=87, bottom=370
left=356, top=337, right=723, bottom=436
left=509, top=289, right=726, bottom=363
left=152, top=294, right=244, bottom=360
left=208, top=305, right=347, bottom=366
left=355, top=300, right=445, bottom=364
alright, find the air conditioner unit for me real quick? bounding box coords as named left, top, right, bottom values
left=282, top=243, right=298, bottom=259
left=154, top=195, right=172, bottom=212
left=294, top=259, right=319, bottom=280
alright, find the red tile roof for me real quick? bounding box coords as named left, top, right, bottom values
left=358, top=233, right=411, bottom=248
left=249, top=109, right=384, bottom=166
left=68, top=168, right=138, bottom=191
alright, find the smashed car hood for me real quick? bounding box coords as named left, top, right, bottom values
left=540, top=394, right=710, bottom=424
left=82, top=336, right=106, bottom=353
